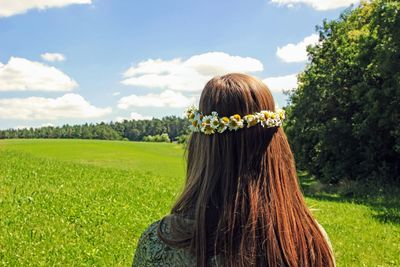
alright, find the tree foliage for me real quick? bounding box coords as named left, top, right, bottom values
left=143, top=133, right=171, bottom=142
left=285, top=0, right=400, bottom=183
left=0, top=116, right=190, bottom=142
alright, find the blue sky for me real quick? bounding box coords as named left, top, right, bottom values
left=0, top=0, right=358, bottom=129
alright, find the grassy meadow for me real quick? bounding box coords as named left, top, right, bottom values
left=0, top=139, right=399, bottom=266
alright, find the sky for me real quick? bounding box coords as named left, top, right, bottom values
left=0, top=0, right=359, bottom=130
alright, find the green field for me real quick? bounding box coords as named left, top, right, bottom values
left=0, top=139, right=399, bottom=266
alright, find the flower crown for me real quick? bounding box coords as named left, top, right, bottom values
left=185, top=105, right=285, bottom=135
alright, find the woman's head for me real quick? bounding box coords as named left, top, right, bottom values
left=160, top=73, right=335, bottom=267
left=199, top=72, right=275, bottom=116
left=195, top=73, right=280, bottom=182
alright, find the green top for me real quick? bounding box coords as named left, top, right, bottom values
left=132, top=216, right=334, bottom=267
left=132, top=219, right=191, bottom=267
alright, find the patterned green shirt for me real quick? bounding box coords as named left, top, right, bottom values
left=132, top=220, right=194, bottom=267
left=132, top=217, right=334, bottom=267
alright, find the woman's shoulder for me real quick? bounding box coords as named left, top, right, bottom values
left=132, top=217, right=197, bottom=267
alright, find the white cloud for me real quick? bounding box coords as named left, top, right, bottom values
left=276, top=34, right=319, bottom=63
left=118, top=90, right=196, bottom=109
left=121, top=52, right=263, bottom=92
left=14, top=125, right=31, bottom=130
left=0, top=0, right=92, bottom=18
left=41, top=53, right=66, bottom=62
left=14, top=123, right=55, bottom=129
left=263, top=73, right=298, bottom=92
left=41, top=122, right=55, bottom=127
left=0, top=93, right=112, bottom=120
left=0, top=57, right=77, bottom=92
left=112, top=92, right=121, bottom=96
left=115, top=112, right=153, bottom=122
left=270, top=0, right=359, bottom=11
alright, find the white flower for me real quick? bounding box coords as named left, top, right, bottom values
left=189, top=119, right=201, bottom=132
left=201, top=115, right=213, bottom=125
left=228, top=114, right=244, bottom=131
left=185, top=105, right=198, bottom=119
left=243, top=114, right=258, bottom=128
left=210, top=112, right=220, bottom=130
left=201, top=115, right=215, bottom=134
left=262, top=110, right=274, bottom=119
left=192, top=111, right=201, bottom=122
left=217, top=117, right=229, bottom=133
left=201, top=123, right=215, bottom=135
left=267, top=118, right=276, bottom=127
left=277, top=109, right=286, bottom=120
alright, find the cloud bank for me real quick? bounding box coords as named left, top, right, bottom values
left=121, top=52, right=263, bottom=92
left=0, top=57, right=77, bottom=92
left=41, top=53, right=66, bottom=62
left=276, top=34, right=319, bottom=63
left=0, top=94, right=112, bottom=120
left=0, top=0, right=92, bottom=17
left=115, top=112, right=153, bottom=122
left=118, top=90, right=196, bottom=109
left=263, top=73, right=298, bottom=92
left=270, top=0, right=359, bottom=11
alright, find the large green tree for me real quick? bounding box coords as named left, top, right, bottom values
left=285, top=0, right=400, bottom=183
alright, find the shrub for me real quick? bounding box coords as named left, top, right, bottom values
left=142, top=133, right=171, bottom=142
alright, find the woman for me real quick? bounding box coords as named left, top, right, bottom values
left=132, top=73, right=335, bottom=267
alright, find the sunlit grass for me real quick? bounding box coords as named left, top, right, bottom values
left=0, top=139, right=398, bottom=266
left=0, top=139, right=186, bottom=178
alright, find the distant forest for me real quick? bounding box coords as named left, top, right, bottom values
left=0, top=116, right=190, bottom=142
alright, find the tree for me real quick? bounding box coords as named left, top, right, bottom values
left=285, top=0, right=400, bottom=183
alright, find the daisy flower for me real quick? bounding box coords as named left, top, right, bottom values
left=201, top=123, right=215, bottom=135
left=277, top=109, right=286, bottom=120
left=243, top=114, right=258, bottom=128
left=210, top=111, right=220, bottom=130
left=189, top=119, right=201, bottom=132
left=228, top=114, right=244, bottom=131
left=185, top=105, right=197, bottom=119
left=201, top=115, right=215, bottom=134
left=217, top=116, right=229, bottom=133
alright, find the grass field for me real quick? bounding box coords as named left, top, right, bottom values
left=0, top=139, right=399, bottom=266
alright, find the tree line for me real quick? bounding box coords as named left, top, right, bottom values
left=0, top=116, right=190, bottom=142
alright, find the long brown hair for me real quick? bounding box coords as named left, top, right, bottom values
left=158, top=73, right=335, bottom=267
